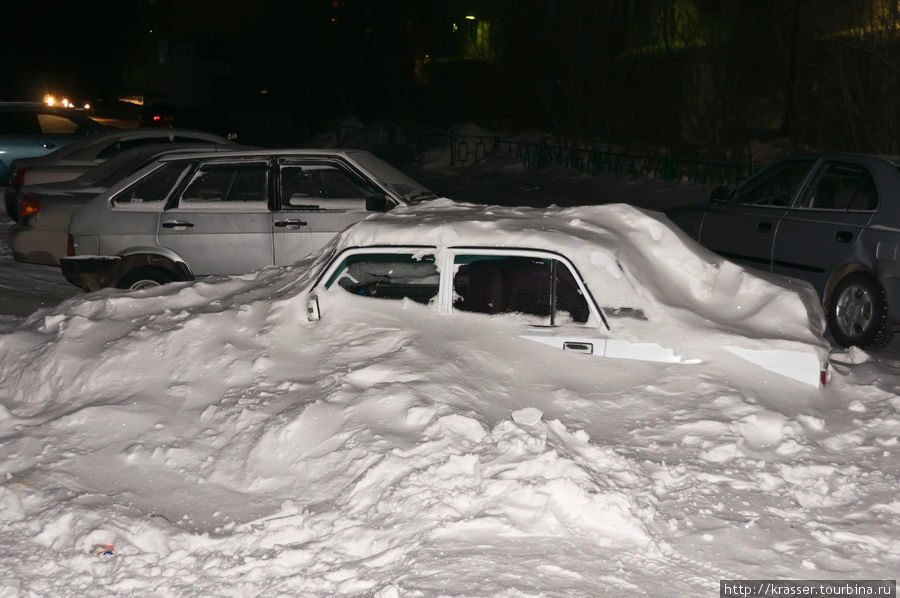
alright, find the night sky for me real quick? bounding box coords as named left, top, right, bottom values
left=4, top=1, right=899, bottom=156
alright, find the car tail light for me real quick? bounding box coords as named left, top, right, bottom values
left=12, top=167, right=30, bottom=187
left=67, top=234, right=75, bottom=257
left=19, top=192, right=39, bottom=219
left=820, top=363, right=829, bottom=387
left=152, top=115, right=161, bottom=122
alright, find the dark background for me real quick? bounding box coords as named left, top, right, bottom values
left=3, top=0, right=899, bottom=161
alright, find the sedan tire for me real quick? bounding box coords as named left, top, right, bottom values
left=116, top=267, right=175, bottom=291
left=827, top=273, right=893, bottom=348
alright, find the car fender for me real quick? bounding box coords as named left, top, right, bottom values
left=61, top=251, right=191, bottom=292
left=117, top=247, right=194, bottom=281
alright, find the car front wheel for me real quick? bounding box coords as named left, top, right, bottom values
left=116, top=267, right=175, bottom=291
left=827, top=273, right=893, bottom=348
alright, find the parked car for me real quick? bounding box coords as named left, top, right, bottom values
left=0, top=102, right=104, bottom=187
left=298, top=202, right=830, bottom=387
left=4, top=127, right=231, bottom=221
left=665, top=153, right=900, bottom=348
left=139, top=103, right=238, bottom=140
left=9, top=143, right=249, bottom=266
left=60, top=148, right=439, bottom=290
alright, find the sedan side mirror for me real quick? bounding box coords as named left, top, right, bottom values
left=366, top=194, right=393, bottom=212
left=710, top=186, right=731, bottom=203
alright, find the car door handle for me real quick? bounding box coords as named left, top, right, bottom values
left=835, top=230, right=854, bottom=243
left=161, top=220, right=194, bottom=228
left=563, top=341, right=593, bottom=354
left=274, top=219, right=308, bottom=228
left=756, top=222, right=772, bottom=233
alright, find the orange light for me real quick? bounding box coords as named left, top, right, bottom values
left=20, top=193, right=39, bottom=219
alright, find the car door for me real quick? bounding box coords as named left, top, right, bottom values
left=698, top=158, right=818, bottom=272
left=772, top=159, right=877, bottom=297
left=157, top=158, right=273, bottom=275
left=272, top=157, right=384, bottom=266
left=449, top=251, right=618, bottom=352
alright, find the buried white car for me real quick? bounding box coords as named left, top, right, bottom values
left=304, top=200, right=832, bottom=387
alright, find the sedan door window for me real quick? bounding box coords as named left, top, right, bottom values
left=452, top=255, right=590, bottom=325
left=178, top=162, right=269, bottom=209
left=0, top=112, right=39, bottom=134
left=326, top=253, right=439, bottom=303
left=273, top=160, right=384, bottom=268
left=733, top=159, right=815, bottom=207
left=279, top=163, right=379, bottom=209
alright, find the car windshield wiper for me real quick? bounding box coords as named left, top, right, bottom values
left=406, top=190, right=439, bottom=203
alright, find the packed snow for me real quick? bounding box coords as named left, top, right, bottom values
left=0, top=151, right=899, bottom=596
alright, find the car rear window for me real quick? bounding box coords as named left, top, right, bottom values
left=804, top=162, right=877, bottom=211
left=36, top=113, right=84, bottom=135
left=112, top=162, right=192, bottom=207
left=452, top=254, right=590, bottom=325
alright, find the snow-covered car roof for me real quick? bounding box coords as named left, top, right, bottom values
left=330, top=199, right=827, bottom=346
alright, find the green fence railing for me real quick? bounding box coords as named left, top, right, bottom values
left=336, top=125, right=755, bottom=187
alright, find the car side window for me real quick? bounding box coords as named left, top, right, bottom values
left=803, top=162, right=877, bottom=211
left=452, top=255, right=590, bottom=325
left=279, top=162, right=379, bottom=210
left=326, top=253, right=439, bottom=303
left=112, top=162, right=192, bottom=207
left=36, top=113, right=85, bottom=135
left=178, top=162, right=269, bottom=209
left=0, top=111, right=39, bottom=134
left=733, top=160, right=815, bottom=207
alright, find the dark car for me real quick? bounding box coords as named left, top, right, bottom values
left=0, top=102, right=104, bottom=186
left=666, top=153, right=900, bottom=349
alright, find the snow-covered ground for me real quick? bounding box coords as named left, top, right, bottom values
left=0, top=146, right=898, bottom=596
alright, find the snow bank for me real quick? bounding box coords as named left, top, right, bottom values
left=0, top=201, right=895, bottom=595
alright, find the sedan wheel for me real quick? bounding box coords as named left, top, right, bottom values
left=827, top=273, right=893, bottom=348
left=116, top=267, right=174, bottom=291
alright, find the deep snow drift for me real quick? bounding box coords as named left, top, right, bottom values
left=0, top=198, right=897, bottom=596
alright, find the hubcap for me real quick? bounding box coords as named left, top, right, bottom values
left=129, top=279, right=160, bottom=291
left=835, top=284, right=874, bottom=338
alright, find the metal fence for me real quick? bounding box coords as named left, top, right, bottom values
left=336, top=125, right=756, bottom=187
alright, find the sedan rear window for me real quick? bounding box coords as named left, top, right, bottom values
left=452, top=255, right=590, bottom=325
left=803, top=162, right=877, bottom=211
left=112, top=162, right=192, bottom=207
left=36, top=113, right=84, bottom=135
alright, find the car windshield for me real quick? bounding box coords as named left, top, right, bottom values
left=349, top=151, right=437, bottom=203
